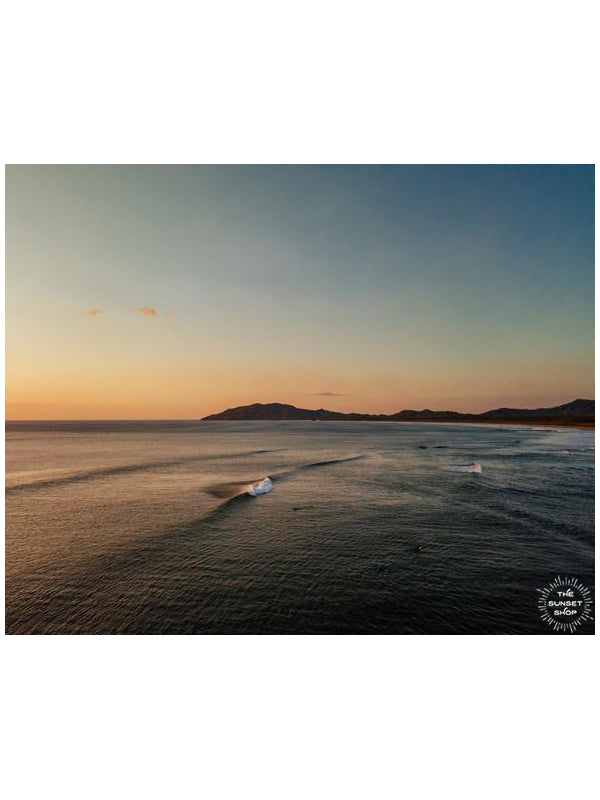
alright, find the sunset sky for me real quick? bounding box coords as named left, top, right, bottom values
left=5, top=164, right=594, bottom=420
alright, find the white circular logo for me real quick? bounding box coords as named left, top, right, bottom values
left=537, top=576, right=593, bottom=633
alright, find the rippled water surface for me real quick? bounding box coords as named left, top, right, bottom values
left=5, top=421, right=595, bottom=634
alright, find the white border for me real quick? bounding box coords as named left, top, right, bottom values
left=3, top=1, right=598, bottom=164
left=2, top=2, right=597, bottom=799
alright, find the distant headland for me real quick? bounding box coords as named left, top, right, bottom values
left=202, top=399, right=594, bottom=428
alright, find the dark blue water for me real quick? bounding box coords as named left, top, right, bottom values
left=5, top=421, right=595, bottom=634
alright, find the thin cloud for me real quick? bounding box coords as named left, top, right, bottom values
left=136, top=307, right=159, bottom=318
left=85, top=309, right=101, bottom=317
left=314, top=392, right=355, bottom=397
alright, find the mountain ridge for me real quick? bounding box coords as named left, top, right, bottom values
left=202, top=399, right=594, bottom=426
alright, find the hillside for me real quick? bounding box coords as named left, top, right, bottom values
left=202, top=399, right=594, bottom=426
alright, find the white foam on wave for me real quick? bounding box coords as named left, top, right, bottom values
left=449, top=462, right=482, bottom=473
left=246, top=477, right=273, bottom=496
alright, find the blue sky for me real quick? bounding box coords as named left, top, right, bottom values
left=5, top=164, right=594, bottom=418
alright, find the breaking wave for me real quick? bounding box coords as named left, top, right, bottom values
left=247, top=477, right=273, bottom=496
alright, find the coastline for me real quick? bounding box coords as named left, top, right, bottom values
left=5, top=420, right=594, bottom=431
left=201, top=419, right=594, bottom=431
left=390, top=420, right=595, bottom=431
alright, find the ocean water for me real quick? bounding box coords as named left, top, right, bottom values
left=5, top=421, right=595, bottom=635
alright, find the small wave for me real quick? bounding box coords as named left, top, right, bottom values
left=297, top=455, right=366, bottom=471
left=204, top=481, right=252, bottom=499
left=449, top=462, right=482, bottom=473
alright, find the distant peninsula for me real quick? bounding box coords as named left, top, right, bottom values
left=202, top=399, right=594, bottom=428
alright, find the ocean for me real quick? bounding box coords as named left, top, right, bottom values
left=5, top=421, right=595, bottom=634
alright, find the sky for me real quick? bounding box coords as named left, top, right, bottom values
left=5, top=164, right=594, bottom=419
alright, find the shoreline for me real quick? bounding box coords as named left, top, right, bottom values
left=200, top=418, right=594, bottom=430
left=5, top=419, right=594, bottom=431
left=201, top=419, right=595, bottom=431
left=390, top=420, right=595, bottom=431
